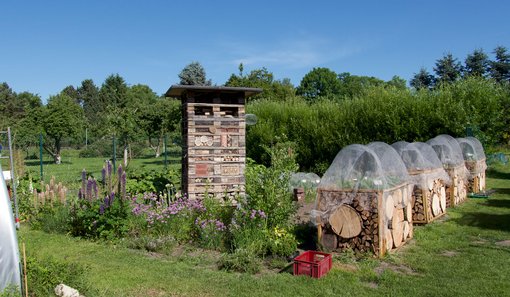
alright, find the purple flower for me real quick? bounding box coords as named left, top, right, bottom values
left=109, top=192, right=115, bottom=205
left=101, top=168, right=106, bottom=186
left=121, top=172, right=126, bottom=200
left=93, top=180, right=98, bottom=199
left=258, top=210, right=266, bottom=218
left=117, top=165, right=123, bottom=177
left=86, top=178, right=93, bottom=201
left=99, top=204, right=105, bottom=215
left=78, top=188, right=83, bottom=200
left=107, top=161, right=113, bottom=179
left=81, top=169, right=87, bottom=193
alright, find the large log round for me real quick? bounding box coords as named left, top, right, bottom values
left=431, top=193, right=441, bottom=216
left=440, top=187, right=447, bottom=212
left=329, top=205, right=362, bottom=239
left=393, top=189, right=402, bottom=207
left=385, top=196, right=394, bottom=221
left=403, top=221, right=410, bottom=240
left=392, top=208, right=405, bottom=248
left=385, top=229, right=393, bottom=251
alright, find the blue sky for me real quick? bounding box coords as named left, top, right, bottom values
left=1, top=0, right=509, bottom=101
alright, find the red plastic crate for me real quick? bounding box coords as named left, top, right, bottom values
left=293, top=251, right=332, bottom=278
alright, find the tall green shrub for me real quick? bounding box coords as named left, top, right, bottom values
left=247, top=77, right=508, bottom=174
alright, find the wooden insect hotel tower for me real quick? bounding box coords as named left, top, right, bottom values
left=165, top=85, right=262, bottom=200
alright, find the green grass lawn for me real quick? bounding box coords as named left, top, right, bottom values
left=21, top=147, right=181, bottom=189
left=19, top=161, right=510, bottom=297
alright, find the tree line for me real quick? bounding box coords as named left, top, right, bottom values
left=1, top=46, right=509, bottom=164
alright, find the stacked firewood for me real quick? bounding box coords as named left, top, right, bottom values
left=412, top=177, right=447, bottom=224
left=317, top=184, right=413, bottom=257
left=445, top=166, right=468, bottom=207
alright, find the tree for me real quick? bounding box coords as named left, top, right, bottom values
left=489, top=46, right=510, bottom=83
left=297, top=67, right=341, bottom=101
left=386, top=76, right=407, bottom=90
left=225, top=66, right=295, bottom=101
left=0, top=82, right=18, bottom=128
left=464, top=49, right=489, bottom=77
left=337, top=72, right=386, bottom=98
left=78, top=79, right=101, bottom=130
left=410, top=68, right=435, bottom=90
left=178, top=62, right=211, bottom=86
left=61, top=85, right=80, bottom=105
left=42, top=94, right=85, bottom=163
left=100, top=74, right=129, bottom=109
left=434, top=53, right=463, bottom=84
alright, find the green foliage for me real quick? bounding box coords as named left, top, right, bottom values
left=410, top=67, right=435, bottom=90
left=43, top=94, right=85, bottom=162
left=434, top=52, right=463, bottom=84
left=247, top=77, right=509, bottom=174
left=178, top=61, right=211, bottom=86
left=218, top=249, right=262, bottom=274
left=225, top=66, right=295, bottom=101
left=464, top=48, right=489, bottom=77
left=0, top=285, right=19, bottom=297
left=297, top=67, right=342, bottom=100
left=245, top=143, right=299, bottom=228
left=31, top=203, right=70, bottom=234
left=229, top=144, right=299, bottom=257
left=69, top=196, right=130, bottom=240
left=26, top=255, right=94, bottom=297
left=490, top=46, right=510, bottom=83
left=126, top=167, right=180, bottom=195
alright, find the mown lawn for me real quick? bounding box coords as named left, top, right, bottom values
left=19, top=162, right=510, bottom=297
left=21, top=147, right=180, bottom=188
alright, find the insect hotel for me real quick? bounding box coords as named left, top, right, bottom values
left=392, top=141, right=450, bottom=224
left=457, top=137, right=487, bottom=193
left=165, top=85, right=262, bottom=200
left=427, top=135, right=469, bottom=207
left=313, top=143, right=413, bottom=257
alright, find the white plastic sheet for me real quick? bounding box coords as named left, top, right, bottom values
left=0, top=165, right=21, bottom=292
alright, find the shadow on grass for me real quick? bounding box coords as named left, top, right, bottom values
left=25, top=160, right=72, bottom=166
left=492, top=188, right=510, bottom=195
left=486, top=168, right=510, bottom=180
left=294, top=222, right=317, bottom=251
left=453, top=212, right=510, bottom=232
left=483, top=198, right=510, bottom=208
left=140, top=159, right=180, bottom=166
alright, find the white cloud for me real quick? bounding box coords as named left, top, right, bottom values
left=223, top=37, right=363, bottom=69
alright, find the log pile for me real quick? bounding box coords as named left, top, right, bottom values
left=317, top=183, right=413, bottom=257
left=465, top=159, right=486, bottom=193
left=411, top=177, right=447, bottom=224
left=445, top=166, right=468, bottom=207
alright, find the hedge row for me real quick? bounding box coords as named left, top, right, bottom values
left=246, top=77, right=510, bottom=174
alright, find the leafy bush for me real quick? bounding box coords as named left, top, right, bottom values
left=130, top=193, right=205, bottom=243
left=126, top=167, right=180, bottom=195
left=69, top=195, right=130, bottom=240
left=30, top=203, right=70, bottom=234
left=69, top=162, right=131, bottom=240
left=26, top=255, right=95, bottom=297
left=247, top=77, right=510, bottom=174
left=218, top=249, right=262, bottom=274
left=229, top=143, right=299, bottom=257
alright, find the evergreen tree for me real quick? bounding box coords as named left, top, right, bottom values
left=178, top=62, right=211, bottom=86
left=434, top=53, right=463, bottom=84
left=464, top=49, right=489, bottom=77
left=489, top=46, right=510, bottom=83
left=410, top=68, right=435, bottom=90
